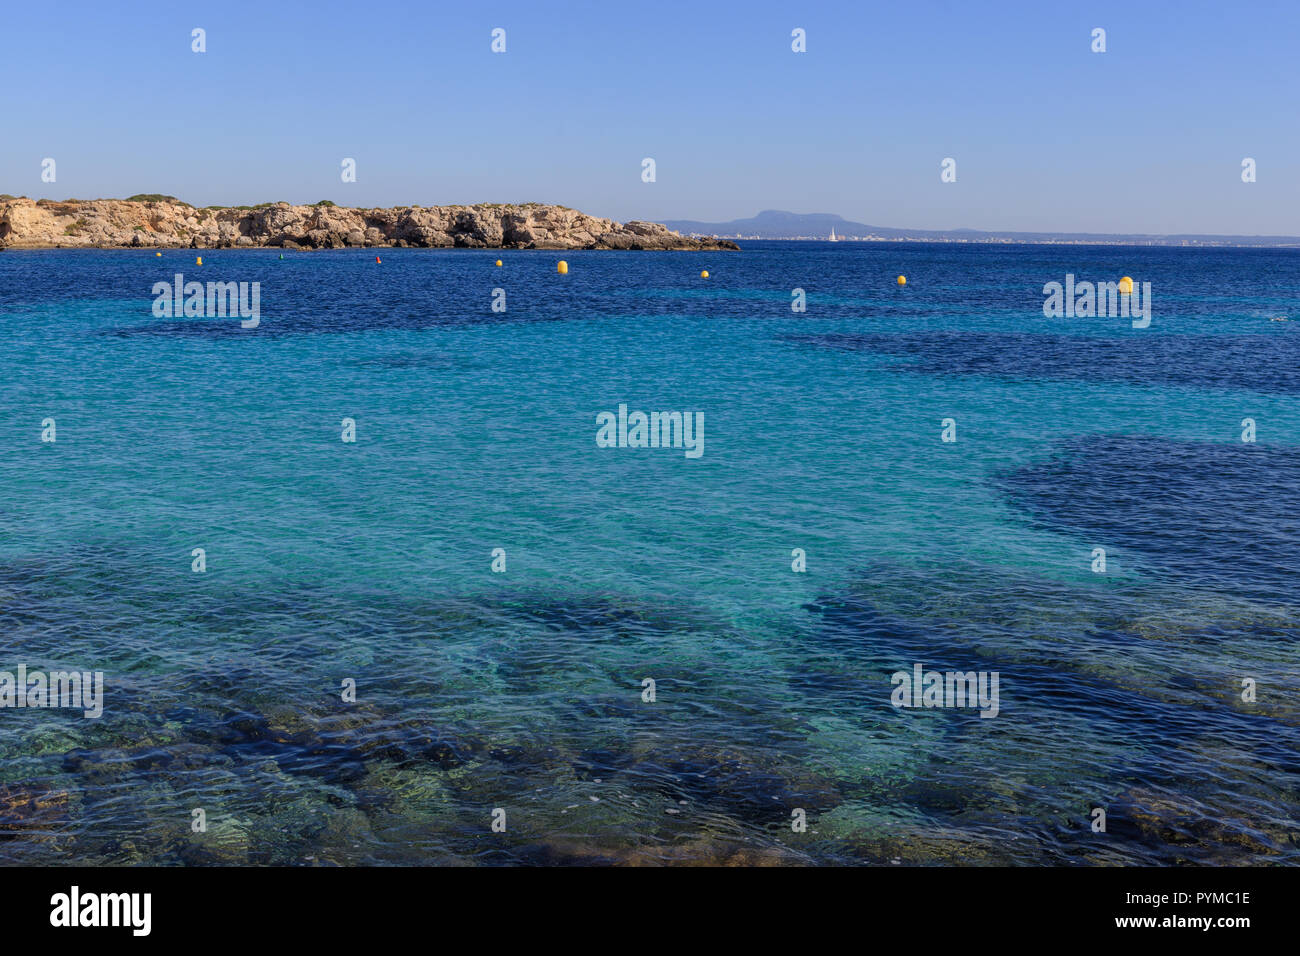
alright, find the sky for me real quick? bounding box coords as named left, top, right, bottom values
left=2, top=0, right=1298, bottom=235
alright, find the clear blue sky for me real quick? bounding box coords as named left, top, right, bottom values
left=3, top=0, right=1297, bottom=234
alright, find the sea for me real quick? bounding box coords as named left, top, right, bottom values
left=0, top=240, right=1296, bottom=865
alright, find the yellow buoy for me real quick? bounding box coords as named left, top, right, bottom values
left=701, top=270, right=709, bottom=278
left=557, top=260, right=568, bottom=274
left=1118, top=276, right=1134, bottom=294
left=495, top=259, right=503, bottom=267
left=155, top=252, right=161, bottom=257
left=196, top=256, right=202, bottom=266
left=896, top=275, right=906, bottom=286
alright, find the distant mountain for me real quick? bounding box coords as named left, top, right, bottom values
left=660, top=210, right=1300, bottom=247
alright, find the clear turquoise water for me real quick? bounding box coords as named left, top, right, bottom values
left=0, top=242, right=1296, bottom=864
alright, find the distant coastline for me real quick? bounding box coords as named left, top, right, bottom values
left=662, top=211, right=1300, bottom=248
left=690, top=236, right=1300, bottom=248
left=0, top=197, right=739, bottom=251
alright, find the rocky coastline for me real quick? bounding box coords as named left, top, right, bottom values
left=0, top=196, right=740, bottom=251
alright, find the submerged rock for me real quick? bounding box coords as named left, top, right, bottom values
left=0, top=782, right=70, bottom=843
left=1107, top=781, right=1297, bottom=863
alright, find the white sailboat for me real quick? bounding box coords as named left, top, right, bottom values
left=828, top=227, right=838, bottom=242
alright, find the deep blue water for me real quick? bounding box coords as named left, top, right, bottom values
left=0, top=241, right=1296, bottom=865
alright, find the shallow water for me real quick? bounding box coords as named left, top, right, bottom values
left=0, top=241, right=1296, bottom=864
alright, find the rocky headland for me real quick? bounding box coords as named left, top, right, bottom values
left=0, top=196, right=740, bottom=251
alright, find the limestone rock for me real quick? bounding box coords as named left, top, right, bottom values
left=0, top=198, right=740, bottom=251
